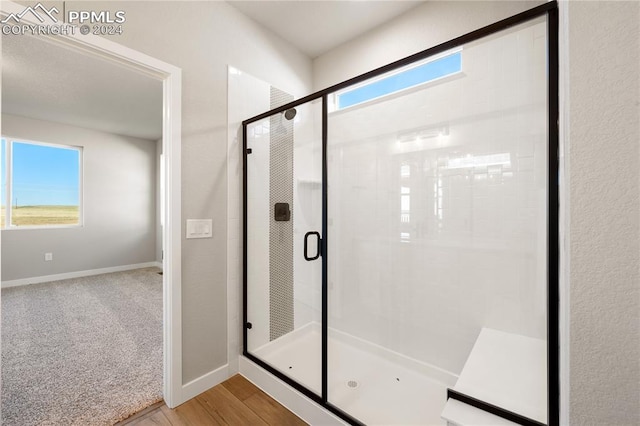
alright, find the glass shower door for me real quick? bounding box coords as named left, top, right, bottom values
left=326, top=15, right=550, bottom=425
left=242, top=4, right=557, bottom=424
left=245, top=98, right=324, bottom=395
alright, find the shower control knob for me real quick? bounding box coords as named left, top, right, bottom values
left=246, top=322, right=253, bottom=329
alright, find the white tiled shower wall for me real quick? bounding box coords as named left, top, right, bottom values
left=326, top=19, right=548, bottom=375
left=228, top=69, right=321, bottom=368
left=227, top=68, right=270, bottom=373
left=291, top=100, right=323, bottom=330
left=243, top=99, right=324, bottom=352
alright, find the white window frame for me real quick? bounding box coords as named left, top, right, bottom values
left=2, top=136, right=84, bottom=230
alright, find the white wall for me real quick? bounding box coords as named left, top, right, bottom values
left=75, top=1, right=313, bottom=384
left=1, top=114, right=157, bottom=281
left=565, top=1, right=640, bottom=424
left=313, top=1, right=545, bottom=90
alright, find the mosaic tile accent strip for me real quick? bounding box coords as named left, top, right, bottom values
left=269, top=87, right=294, bottom=341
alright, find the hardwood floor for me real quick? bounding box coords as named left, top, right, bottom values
left=118, top=375, right=307, bottom=426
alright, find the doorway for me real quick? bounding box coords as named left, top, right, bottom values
left=0, top=0, right=183, bottom=421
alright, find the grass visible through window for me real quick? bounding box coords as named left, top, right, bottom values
left=10, top=205, right=79, bottom=226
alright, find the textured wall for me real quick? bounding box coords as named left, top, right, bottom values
left=567, top=1, right=640, bottom=424
left=67, top=1, right=312, bottom=383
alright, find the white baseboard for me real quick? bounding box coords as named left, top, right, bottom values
left=240, top=356, right=346, bottom=425
left=180, top=363, right=229, bottom=403
left=1, top=261, right=163, bottom=288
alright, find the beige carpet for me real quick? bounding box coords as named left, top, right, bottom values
left=1, top=268, right=163, bottom=425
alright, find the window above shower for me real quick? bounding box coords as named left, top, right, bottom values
left=330, top=48, right=463, bottom=112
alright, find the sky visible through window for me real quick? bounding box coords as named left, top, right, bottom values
left=338, top=51, right=462, bottom=109
left=1, top=139, right=81, bottom=228
left=11, top=142, right=80, bottom=207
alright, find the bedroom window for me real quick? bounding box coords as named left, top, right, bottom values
left=1, top=138, right=82, bottom=229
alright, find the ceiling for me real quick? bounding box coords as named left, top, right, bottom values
left=2, top=2, right=425, bottom=139
left=2, top=35, right=162, bottom=140
left=228, top=0, right=425, bottom=58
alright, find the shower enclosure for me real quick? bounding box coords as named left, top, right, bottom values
left=242, top=3, right=558, bottom=425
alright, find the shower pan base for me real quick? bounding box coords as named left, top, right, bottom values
left=252, top=323, right=457, bottom=425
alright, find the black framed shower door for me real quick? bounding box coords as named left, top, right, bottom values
left=242, top=2, right=559, bottom=425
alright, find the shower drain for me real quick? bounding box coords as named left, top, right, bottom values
left=346, top=380, right=359, bottom=389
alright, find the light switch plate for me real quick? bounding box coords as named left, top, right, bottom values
left=186, top=219, right=213, bottom=239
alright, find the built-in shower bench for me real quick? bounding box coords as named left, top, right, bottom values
left=441, top=328, right=547, bottom=425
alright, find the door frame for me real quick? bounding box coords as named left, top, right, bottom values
left=0, top=1, right=184, bottom=408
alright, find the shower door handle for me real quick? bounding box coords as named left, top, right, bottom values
left=304, top=231, right=321, bottom=261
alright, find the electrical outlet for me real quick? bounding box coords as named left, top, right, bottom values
left=45, top=253, right=53, bottom=261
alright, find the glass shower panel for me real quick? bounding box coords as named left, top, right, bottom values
left=327, top=17, right=549, bottom=424
left=245, top=98, right=323, bottom=395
